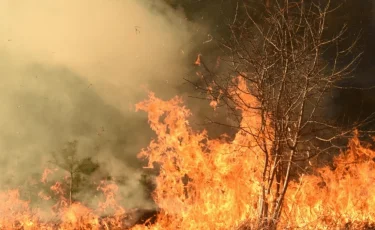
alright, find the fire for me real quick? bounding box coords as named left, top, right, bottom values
left=284, top=134, right=375, bottom=228
left=0, top=190, right=38, bottom=229
left=194, top=54, right=202, bottom=66
left=134, top=78, right=375, bottom=229
left=134, top=78, right=268, bottom=229
left=0, top=178, right=127, bottom=229
left=0, top=78, right=374, bottom=229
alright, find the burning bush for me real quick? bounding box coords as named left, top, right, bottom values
left=0, top=85, right=374, bottom=229
left=134, top=90, right=375, bottom=230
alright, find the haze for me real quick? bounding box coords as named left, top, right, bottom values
left=0, top=0, right=195, bottom=208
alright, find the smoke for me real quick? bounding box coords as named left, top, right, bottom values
left=2, top=0, right=371, bottom=212
left=0, top=0, right=197, bottom=208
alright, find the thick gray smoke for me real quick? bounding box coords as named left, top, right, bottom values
left=0, top=0, right=199, bottom=208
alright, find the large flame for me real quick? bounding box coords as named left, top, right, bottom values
left=134, top=78, right=375, bottom=229
left=0, top=77, right=374, bottom=229
left=133, top=78, right=269, bottom=229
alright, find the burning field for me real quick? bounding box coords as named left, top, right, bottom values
left=1, top=0, right=375, bottom=229
left=1, top=80, right=374, bottom=229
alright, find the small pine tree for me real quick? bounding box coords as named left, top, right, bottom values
left=50, top=140, right=99, bottom=206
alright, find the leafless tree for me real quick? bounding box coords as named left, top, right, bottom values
left=190, top=0, right=373, bottom=228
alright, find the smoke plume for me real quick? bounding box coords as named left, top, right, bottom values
left=0, top=0, right=197, bottom=208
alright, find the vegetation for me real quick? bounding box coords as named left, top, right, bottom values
left=49, top=140, right=99, bottom=206
left=191, top=0, right=373, bottom=228
left=1, top=1, right=374, bottom=229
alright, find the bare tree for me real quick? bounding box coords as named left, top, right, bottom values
left=191, top=0, right=372, bottom=228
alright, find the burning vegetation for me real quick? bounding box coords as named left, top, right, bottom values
left=1, top=0, right=375, bottom=229
left=1, top=81, right=374, bottom=229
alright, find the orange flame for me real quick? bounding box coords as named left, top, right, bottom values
left=134, top=78, right=375, bottom=229
left=0, top=78, right=374, bottom=229
left=194, top=54, right=202, bottom=66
